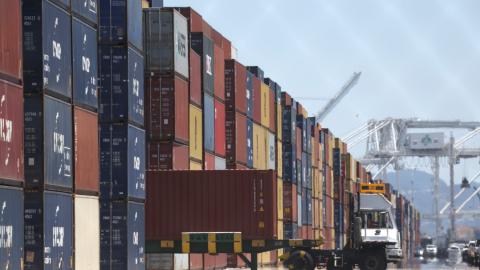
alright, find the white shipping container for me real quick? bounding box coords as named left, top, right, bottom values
left=214, top=156, right=226, bottom=170
left=174, top=254, right=189, bottom=270
left=75, top=195, right=100, bottom=270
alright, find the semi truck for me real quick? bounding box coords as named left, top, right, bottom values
left=282, top=183, right=402, bottom=270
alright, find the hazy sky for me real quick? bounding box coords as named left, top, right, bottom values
left=164, top=0, right=480, bottom=182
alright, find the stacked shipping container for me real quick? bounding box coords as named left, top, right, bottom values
left=0, top=0, right=24, bottom=268
left=99, top=1, right=146, bottom=269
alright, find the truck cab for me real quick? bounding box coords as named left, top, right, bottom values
left=358, top=193, right=403, bottom=263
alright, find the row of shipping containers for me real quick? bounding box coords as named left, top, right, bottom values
left=141, top=4, right=424, bottom=270
left=0, top=0, right=423, bottom=269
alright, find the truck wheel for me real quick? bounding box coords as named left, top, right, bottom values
left=284, top=250, right=315, bottom=270
left=360, top=252, right=386, bottom=270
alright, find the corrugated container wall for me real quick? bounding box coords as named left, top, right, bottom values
left=23, top=0, right=72, bottom=99
left=147, top=142, right=189, bottom=170
left=100, top=123, right=146, bottom=200
left=75, top=195, right=100, bottom=270
left=101, top=201, right=145, bottom=270
left=224, top=60, right=246, bottom=114
left=143, top=8, right=189, bottom=78
left=0, top=186, right=23, bottom=269
left=146, top=170, right=277, bottom=240
left=189, top=104, right=203, bottom=161
left=226, top=112, right=247, bottom=166
left=0, top=81, right=24, bottom=185
left=74, top=106, right=99, bottom=194
left=214, top=99, right=226, bottom=156
left=72, top=17, right=98, bottom=109
left=189, top=49, right=202, bottom=106
left=191, top=33, right=214, bottom=94
left=24, top=190, right=73, bottom=270
left=0, top=0, right=22, bottom=83
left=213, top=44, right=225, bottom=100
left=24, top=95, right=73, bottom=191
left=99, top=46, right=145, bottom=126
left=203, top=94, right=215, bottom=152
left=99, top=0, right=143, bottom=50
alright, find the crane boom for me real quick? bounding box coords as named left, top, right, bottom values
left=315, top=72, right=361, bottom=124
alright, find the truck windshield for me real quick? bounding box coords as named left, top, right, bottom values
left=361, top=211, right=393, bottom=229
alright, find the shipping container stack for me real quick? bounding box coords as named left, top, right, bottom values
left=281, top=92, right=298, bottom=242
left=144, top=8, right=190, bottom=171
left=321, top=128, right=335, bottom=249
left=0, top=0, right=24, bottom=268
left=98, top=1, right=146, bottom=269
left=310, top=121, right=324, bottom=243
left=22, top=0, right=77, bottom=268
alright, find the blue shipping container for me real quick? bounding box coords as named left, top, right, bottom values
left=0, top=186, right=23, bottom=270
left=283, top=222, right=298, bottom=240
left=301, top=190, right=307, bottom=226
left=334, top=202, right=344, bottom=248
left=23, top=0, right=72, bottom=99
left=101, top=201, right=145, bottom=270
left=246, top=66, right=264, bottom=81
left=282, top=144, right=296, bottom=183
left=306, top=154, right=312, bottom=189
left=72, top=0, right=98, bottom=25
left=246, top=118, right=254, bottom=168
left=306, top=189, right=312, bottom=226
left=100, top=123, right=146, bottom=200
left=296, top=116, right=307, bottom=152
left=282, top=106, right=296, bottom=144
left=301, top=152, right=307, bottom=188
left=297, top=194, right=302, bottom=226
left=24, top=95, right=73, bottom=191
left=99, top=0, right=143, bottom=50
left=191, top=33, right=214, bottom=94
left=246, top=72, right=254, bottom=118
left=296, top=160, right=302, bottom=191
left=24, top=190, right=73, bottom=270
left=203, top=93, right=215, bottom=152
left=72, top=17, right=98, bottom=109
left=99, top=46, right=145, bottom=126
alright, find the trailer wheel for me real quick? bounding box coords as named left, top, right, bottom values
left=284, top=250, right=315, bottom=270
left=360, top=251, right=386, bottom=270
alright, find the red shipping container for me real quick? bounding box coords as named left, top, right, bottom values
left=268, top=86, right=275, bottom=132
left=225, top=111, right=247, bottom=166
left=222, top=37, right=233, bottom=60
left=74, top=106, right=99, bottom=194
left=281, top=92, right=293, bottom=107
left=296, top=127, right=302, bottom=158
left=283, top=182, right=298, bottom=223
left=213, top=45, right=225, bottom=100
left=214, top=100, right=225, bottom=156
left=204, top=152, right=215, bottom=170
left=145, top=75, right=189, bottom=143
left=189, top=49, right=202, bottom=106
left=0, top=80, right=23, bottom=184
left=177, top=7, right=203, bottom=33
left=146, top=170, right=277, bottom=240
left=147, top=142, right=189, bottom=170
left=204, top=254, right=227, bottom=270
left=0, top=0, right=22, bottom=83
left=225, top=60, right=247, bottom=114
left=252, top=75, right=261, bottom=124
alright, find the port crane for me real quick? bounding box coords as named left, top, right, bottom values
left=343, top=118, right=480, bottom=242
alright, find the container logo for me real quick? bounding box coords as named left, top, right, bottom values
left=0, top=225, right=13, bottom=248
left=53, top=113, right=72, bottom=177
left=132, top=63, right=140, bottom=97
left=0, top=94, right=13, bottom=144
left=133, top=156, right=141, bottom=170
left=52, top=226, right=64, bottom=247
left=52, top=41, right=62, bottom=60
left=205, top=55, right=212, bottom=76
left=86, top=0, right=97, bottom=13
left=176, top=32, right=187, bottom=58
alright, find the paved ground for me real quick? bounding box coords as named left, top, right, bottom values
left=226, top=257, right=479, bottom=269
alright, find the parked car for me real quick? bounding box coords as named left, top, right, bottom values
left=414, top=246, right=424, bottom=257
left=447, top=245, right=462, bottom=264
left=425, top=244, right=438, bottom=257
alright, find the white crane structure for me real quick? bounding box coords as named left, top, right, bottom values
left=314, top=72, right=361, bottom=124
left=344, top=118, right=480, bottom=242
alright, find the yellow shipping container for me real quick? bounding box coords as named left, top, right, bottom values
left=277, top=179, right=283, bottom=221
left=142, top=0, right=150, bottom=8
left=189, top=160, right=202, bottom=170
left=277, top=140, right=283, bottom=178
left=260, top=83, right=270, bottom=128
left=253, top=123, right=267, bottom=169
left=189, top=104, right=203, bottom=161
left=276, top=103, right=282, bottom=140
